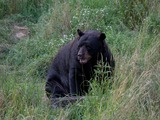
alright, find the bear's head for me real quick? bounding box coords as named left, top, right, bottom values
left=77, top=29, right=106, bottom=64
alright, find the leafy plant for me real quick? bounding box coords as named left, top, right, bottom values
left=0, top=0, right=160, bottom=119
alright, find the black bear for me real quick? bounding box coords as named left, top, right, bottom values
left=45, top=29, right=115, bottom=99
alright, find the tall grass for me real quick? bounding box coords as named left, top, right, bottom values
left=66, top=23, right=160, bottom=120
left=0, top=0, right=52, bottom=22
left=0, top=0, right=160, bottom=119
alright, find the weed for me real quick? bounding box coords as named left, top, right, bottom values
left=0, top=0, right=160, bottom=119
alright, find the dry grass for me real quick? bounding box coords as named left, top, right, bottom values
left=0, top=0, right=160, bottom=119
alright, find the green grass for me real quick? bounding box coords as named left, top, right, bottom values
left=0, top=0, right=160, bottom=119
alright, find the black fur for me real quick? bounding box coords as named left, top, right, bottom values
left=45, top=29, right=115, bottom=99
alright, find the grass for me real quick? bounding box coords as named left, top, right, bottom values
left=0, top=0, right=160, bottom=119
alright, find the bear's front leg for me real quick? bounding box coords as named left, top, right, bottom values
left=69, top=67, right=82, bottom=96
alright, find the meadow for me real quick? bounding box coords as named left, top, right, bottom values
left=0, top=0, right=160, bottom=119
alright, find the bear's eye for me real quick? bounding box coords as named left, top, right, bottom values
left=86, top=45, right=91, bottom=50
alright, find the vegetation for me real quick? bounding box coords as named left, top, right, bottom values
left=0, top=0, right=160, bottom=119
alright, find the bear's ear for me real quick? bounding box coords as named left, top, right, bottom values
left=99, top=33, right=106, bottom=40
left=77, top=29, right=84, bottom=37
